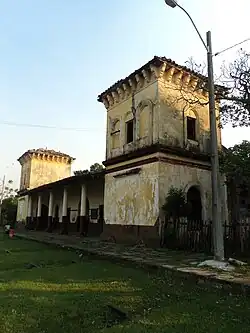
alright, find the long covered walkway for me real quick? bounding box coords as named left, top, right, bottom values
left=20, top=171, right=105, bottom=238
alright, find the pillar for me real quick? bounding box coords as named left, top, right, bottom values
left=36, top=195, right=42, bottom=230
left=47, top=192, right=54, bottom=232
left=26, top=195, right=32, bottom=228
left=61, top=187, right=68, bottom=234
left=79, top=184, right=87, bottom=236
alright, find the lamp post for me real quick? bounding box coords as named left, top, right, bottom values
left=164, top=0, right=224, bottom=260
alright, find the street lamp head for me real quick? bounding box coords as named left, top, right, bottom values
left=164, top=0, right=178, bottom=8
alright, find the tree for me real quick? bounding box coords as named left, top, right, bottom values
left=0, top=179, right=18, bottom=226
left=220, top=140, right=250, bottom=185
left=162, top=187, right=187, bottom=220
left=1, top=197, right=17, bottom=226
left=1, top=180, right=18, bottom=200
left=220, top=140, right=250, bottom=220
left=74, top=169, right=89, bottom=176
left=74, top=163, right=104, bottom=176
left=89, top=163, right=104, bottom=173
left=185, top=50, right=250, bottom=128
left=220, top=50, right=250, bottom=127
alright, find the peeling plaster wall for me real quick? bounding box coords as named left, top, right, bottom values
left=159, top=160, right=212, bottom=221
left=16, top=196, right=28, bottom=222
left=87, top=180, right=104, bottom=208
left=106, top=81, right=159, bottom=160
left=104, top=162, right=159, bottom=226
left=158, top=79, right=222, bottom=153
left=20, top=162, right=31, bottom=190
left=29, top=158, right=72, bottom=189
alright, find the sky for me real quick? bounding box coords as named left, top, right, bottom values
left=0, top=0, right=249, bottom=187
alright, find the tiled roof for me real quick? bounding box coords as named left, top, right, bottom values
left=97, top=56, right=225, bottom=101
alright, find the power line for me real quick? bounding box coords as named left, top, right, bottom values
left=0, top=120, right=102, bottom=132
left=214, top=38, right=250, bottom=57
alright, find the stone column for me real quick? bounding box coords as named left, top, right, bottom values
left=79, top=184, right=87, bottom=236
left=36, top=195, right=42, bottom=230
left=47, top=192, right=54, bottom=232
left=61, top=187, right=68, bottom=234
left=26, top=195, right=33, bottom=228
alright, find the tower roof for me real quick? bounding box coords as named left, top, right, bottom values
left=97, top=56, right=226, bottom=110
left=17, top=148, right=75, bottom=165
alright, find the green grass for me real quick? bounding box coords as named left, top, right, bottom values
left=0, top=235, right=250, bottom=332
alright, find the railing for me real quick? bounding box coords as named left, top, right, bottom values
left=224, top=222, right=250, bottom=258
left=163, top=218, right=250, bottom=258
left=163, top=218, right=213, bottom=254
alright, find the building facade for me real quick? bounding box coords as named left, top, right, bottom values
left=15, top=56, right=229, bottom=246
left=98, top=56, right=228, bottom=245
left=20, top=172, right=105, bottom=236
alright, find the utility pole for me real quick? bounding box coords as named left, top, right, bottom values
left=206, top=31, right=224, bottom=260
left=164, top=0, right=225, bottom=260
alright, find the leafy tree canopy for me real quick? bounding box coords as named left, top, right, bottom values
left=220, top=140, right=250, bottom=187
left=74, top=163, right=104, bottom=176
left=0, top=179, right=18, bottom=225
left=186, top=50, right=250, bottom=127
left=162, top=187, right=187, bottom=219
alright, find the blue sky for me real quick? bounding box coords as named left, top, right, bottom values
left=0, top=0, right=249, bottom=186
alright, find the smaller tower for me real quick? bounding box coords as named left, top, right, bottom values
left=17, top=148, right=75, bottom=191
left=16, top=148, right=75, bottom=223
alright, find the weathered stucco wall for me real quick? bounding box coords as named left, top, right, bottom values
left=19, top=162, right=31, bottom=190
left=29, top=158, right=71, bottom=189
left=106, top=81, right=159, bottom=160
left=104, top=162, right=159, bottom=226
left=159, top=159, right=212, bottom=221
left=158, top=78, right=222, bottom=153
left=16, top=196, right=29, bottom=222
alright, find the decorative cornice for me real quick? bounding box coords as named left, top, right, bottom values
left=17, top=149, right=75, bottom=165
left=103, top=143, right=211, bottom=168
left=98, top=56, right=225, bottom=110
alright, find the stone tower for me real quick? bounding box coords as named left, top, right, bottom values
left=16, top=148, right=75, bottom=222
left=98, top=56, right=227, bottom=245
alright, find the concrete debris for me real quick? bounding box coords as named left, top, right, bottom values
left=198, top=260, right=235, bottom=272
left=228, top=258, right=247, bottom=267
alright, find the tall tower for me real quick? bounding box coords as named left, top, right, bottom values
left=98, top=56, right=226, bottom=245
left=16, top=148, right=75, bottom=223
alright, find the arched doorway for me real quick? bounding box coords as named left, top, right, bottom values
left=187, top=186, right=202, bottom=224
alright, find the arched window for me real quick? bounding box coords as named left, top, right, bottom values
left=139, top=105, right=150, bottom=138
left=186, top=110, right=197, bottom=141
left=111, top=119, right=120, bottom=149
left=125, top=112, right=134, bottom=144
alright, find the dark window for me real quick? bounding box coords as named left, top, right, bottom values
left=90, top=208, right=98, bottom=220
left=126, top=120, right=134, bottom=143
left=187, top=116, right=196, bottom=141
